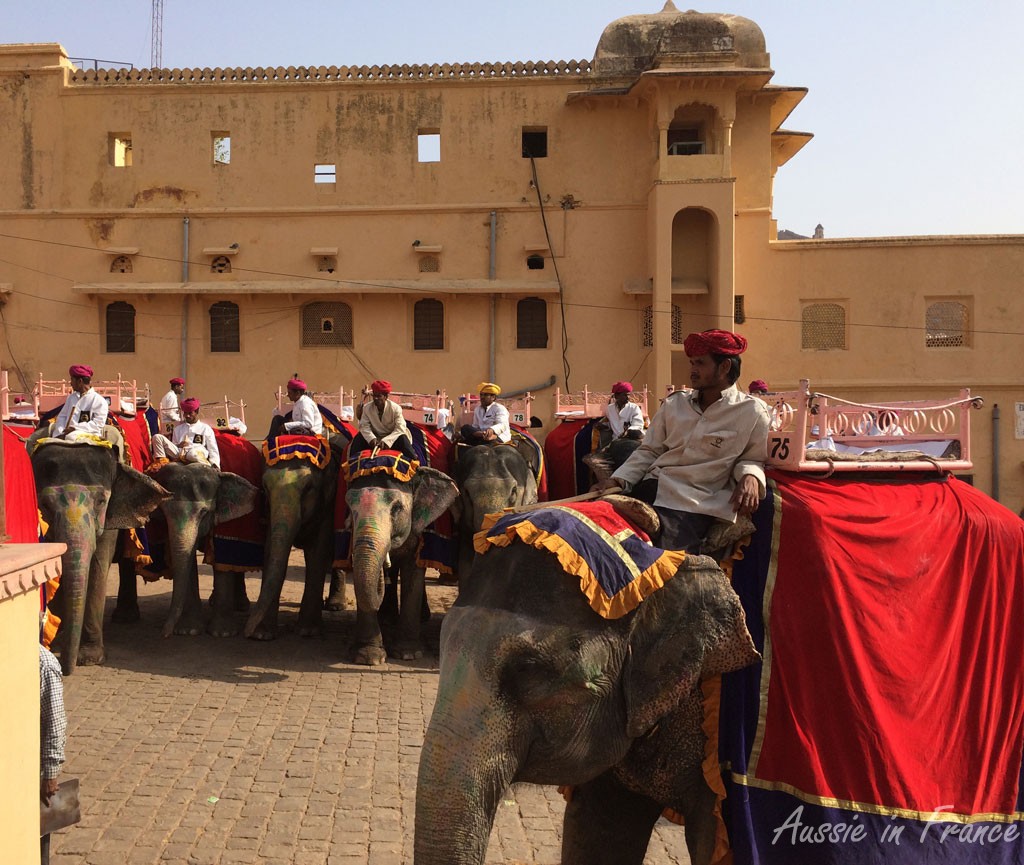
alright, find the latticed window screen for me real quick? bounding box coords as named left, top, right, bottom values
left=734, top=294, right=746, bottom=324
left=210, top=256, right=232, bottom=274
left=801, top=303, right=846, bottom=350
left=105, top=301, right=135, bottom=353
left=414, top=299, right=444, bottom=350
left=642, top=304, right=684, bottom=347
left=419, top=255, right=440, bottom=273
left=301, top=302, right=353, bottom=348
left=516, top=297, right=548, bottom=349
left=925, top=301, right=969, bottom=348
left=210, top=301, right=240, bottom=353
left=110, top=255, right=133, bottom=274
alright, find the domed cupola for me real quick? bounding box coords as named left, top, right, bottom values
left=593, top=2, right=770, bottom=78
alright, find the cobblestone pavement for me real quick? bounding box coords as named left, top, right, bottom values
left=50, top=559, right=690, bottom=865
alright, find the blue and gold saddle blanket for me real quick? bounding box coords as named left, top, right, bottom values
left=343, top=449, right=418, bottom=484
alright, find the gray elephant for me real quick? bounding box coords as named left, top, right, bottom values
left=451, top=444, right=537, bottom=582
left=245, top=432, right=349, bottom=641
left=415, top=500, right=759, bottom=865
left=346, top=465, right=459, bottom=665
left=145, top=462, right=259, bottom=637
left=29, top=435, right=170, bottom=675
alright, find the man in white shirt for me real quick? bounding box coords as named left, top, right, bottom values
left=159, top=377, right=185, bottom=432
left=282, top=377, right=323, bottom=436
left=53, top=364, right=109, bottom=441
left=350, top=379, right=417, bottom=461
left=460, top=382, right=512, bottom=445
left=151, top=397, right=221, bottom=469
left=604, top=381, right=645, bottom=441
left=597, top=330, right=770, bottom=552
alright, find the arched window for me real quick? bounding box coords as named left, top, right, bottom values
left=802, top=303, right=847, bottom=350
left=526, top=254, right=545, bottom=270
left=210, top=255, right=232, bottom=274
left=642, top=304, right=683, bottom=347
left=516, top=297, right=548, bottom=349
left=925, top=301, right=969, bottom=348
left=105, top=301, right=135, bottom=353
left=210, top=301, right=240, bottom=353
left=301, top=301, right=353, bottom=347
left=110, top=255, right=133, bottom=274
left=414, top=299, right=444, bottom=350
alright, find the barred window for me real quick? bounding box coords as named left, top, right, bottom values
left=516, top=297, right=548, bottom=349
left=734, top=294, right=746, bottom=324
left=642, top=304, right=683, bottom=347
left=414, top=299, right=444, bottom=350
left=210, top=255, right=232, bottom=274
left=419, top=254, right=440, bottom=273
left=302, top=301, right=353, bottom=348
left=801, top=303, right=847, bottom=350
left=105, top=301, right=135, bottom=353
left=210, top=301, right=240, bottom=353
left=925, top=301, right=969, bottom=348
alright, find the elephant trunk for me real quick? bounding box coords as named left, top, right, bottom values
left=162, top=509, right=204, bottom=638
left=246, top=476, right=302, bottom=636
left=351, top=521, right=391, bottom=612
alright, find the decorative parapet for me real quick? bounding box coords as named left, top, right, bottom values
left=68, top=59, right=592, bottom=85
left=0, top=543, right=65, bottom=601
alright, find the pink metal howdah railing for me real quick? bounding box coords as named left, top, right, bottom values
left=553, top=385, right=651, bottom=421
left=459, top=393, right=534, bottom=428
left=759, top=380, right=983, bottom=473
left=23, top=373, right=144, bottom=420
left=387, top=391, right=452, bottom=428
left=201, top=396, right=247, bottom=433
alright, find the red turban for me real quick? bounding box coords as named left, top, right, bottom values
left=170, top=377, right=185, bottom=386
left=611, top=381, right=633, bottom=395
left=683, top=329, right=747, bottom=357
left=69, top=364, right=93, bottom=378
left=287, top=378, right=307, bottom=391
left=180, top=397, right=200, bottom=413
left=748, top=379, right=769, bottom=394
left=371, top=380, right=392, bottom=395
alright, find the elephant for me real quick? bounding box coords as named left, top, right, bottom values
left=451, top=444, right=537, bottom=583
left=144, top=462, right=259, bottom=637
left=245, top=432, right=349, bottom=641
left=347, top=465, right=459, bottom=665
left=415, top=500, right=759, bottom=865
left=582, top=435, right=643, bottom=483
left=29, top=435, right=171, bottom=675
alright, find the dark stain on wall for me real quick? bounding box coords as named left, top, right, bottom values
left=131, top=186, right=197, bottom=207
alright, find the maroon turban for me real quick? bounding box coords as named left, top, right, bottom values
left=748, top=379, right=769, bottom=394
left=683, top=329, right=747, bottom=357
left=180, top=397, right=200, bottom=413
left=287, top=378, right=307, bottom=391
left=611, top=381, right=633, bottom=395
left=170, top=377, right=185, bottom=386
left=69, top=364, right=93, bottom=378
left=371, top=380, right=392, bottom=395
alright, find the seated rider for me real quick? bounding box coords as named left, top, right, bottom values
left=151, top=397, right=221, bottom=469
left=159, top=377, right=185, bottom=433
left=349, top=380, right=418, bottom=462
left=596, top=329, right=770, bottom=553
left=602, top=381, right=645, bottom=442
left=267, top=376, right=324, bottom=440
left=52, top=364, right=109, bottom=442
left=460, top=382, right=511, bottom=446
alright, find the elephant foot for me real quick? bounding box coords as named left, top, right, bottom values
left=324, top=591, right=347, bottom=611
left=392, top=641, right=423, bottom=661
left=353, top=644, right=388, bottom=666
left=78, top=645, right=106, bottom=666
left=245, top=610, right=279, bottom=641
left=111, top=603, right=141, bottom=624
left=297, top=622, right=322, bottom=639
left=207, top=615, right=239, bottom=638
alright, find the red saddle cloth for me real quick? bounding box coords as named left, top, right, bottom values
left=206, top=431, right=264, bottom=572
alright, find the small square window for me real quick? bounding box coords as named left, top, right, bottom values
left=213, top=132, right=231, bottom=165
left=315, top=163, right=336, bottom=190
left=109, top=134, right=133, bottom=167
left=522, top=128, right=548, bottom=159
left=418, top=131, right=441, bottom=163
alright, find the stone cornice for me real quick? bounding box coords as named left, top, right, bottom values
left=0, top=544, right=65, bottom=601
left=771, top=235, right=1024, bottom=249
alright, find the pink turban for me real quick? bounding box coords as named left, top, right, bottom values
left=371, top=380, right=392, bottom=395
left=69, top=364, right=93, bottom=378
left=287, top=378, right=307, bottom=391
left=180, top=397, right=200, bottom=413
left=748, top=379, right=769, bottom=394
left=683, top=329, right=747, bottom=357
left=611, top=381, right=633, bottom=395
left=170, top=377, right=185, bottom=386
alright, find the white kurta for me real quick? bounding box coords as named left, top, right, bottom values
left=606, top=400, right=645, bottom=438
left=284, top=394, right=324, bottom=435
left=611, top=385, right=770, bottom=522
left=159, top=389, right=182, bottom=425
left=152, top=420, right=221, bottom=469
left=359, top=399, right=410, bottom=448
left=472, top=401, right=512, bottom=443
left=53, top=389, right=109, bottom=439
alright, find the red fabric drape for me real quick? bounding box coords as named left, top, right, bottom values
left=3, top=424, right=39, bottom=543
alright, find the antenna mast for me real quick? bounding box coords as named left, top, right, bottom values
left=151, top=0, right=164, bottom=68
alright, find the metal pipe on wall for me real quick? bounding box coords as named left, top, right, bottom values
left=991, top=403, right=1000, bottom=502
left=489, top=210, right=497, bottom=383
left=181, top=217, right=190, bottom=381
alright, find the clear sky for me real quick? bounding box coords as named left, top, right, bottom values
left=6, top=0, right=1023, bottom=238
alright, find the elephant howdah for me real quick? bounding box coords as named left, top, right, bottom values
left=415, top=497, right=759, bottom=865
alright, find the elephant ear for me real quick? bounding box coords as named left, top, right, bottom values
left=411, top=466, right=460, bottom=537
left=215, top=472, right=259, bottom=524
left=107, top=464, right=172, bottom=529
left=623, top=554, right=759, bottom=739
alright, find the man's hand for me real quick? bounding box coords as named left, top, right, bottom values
left=730, top=474, right=760, bottom=517
left=41, top=777, right=58, bottom=804
left=592, top=477, right=622, bottom=494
